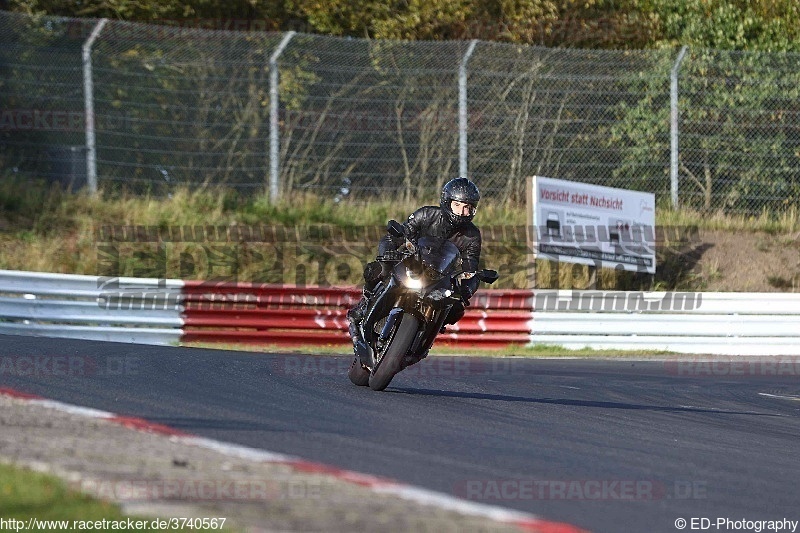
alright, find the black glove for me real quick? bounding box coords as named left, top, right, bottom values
left=459, top=280, right=477, bottom=304
left=458, top=285, right=471, bottom=301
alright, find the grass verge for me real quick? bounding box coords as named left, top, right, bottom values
left=0, top=462, right=127, bottom=522
left=2, top=178, right=798, bottom=290
left=0, top=462, right=236, bottom=531
left=182, top=341, right=679, bottom=358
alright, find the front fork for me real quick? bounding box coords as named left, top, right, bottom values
left=356, top=304, right=408, bottom=370
left=378, top=307, right=405, bottom=344
left=390, top=293, right=452, bottom=358
left=358, top=280, right=453, bottom=368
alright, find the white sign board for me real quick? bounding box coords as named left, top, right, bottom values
left=529, top=176, right=656, bottom=274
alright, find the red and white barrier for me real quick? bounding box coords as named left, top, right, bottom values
left=4, top=269, right=800, bottom=354
left=0, top=270, right=533, bottom=348
left=182, top=281, right=534, bottom=348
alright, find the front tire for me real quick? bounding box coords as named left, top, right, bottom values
left=369, top=313, right=418, bottom=391
left=347, top=356, right=370, bottom=386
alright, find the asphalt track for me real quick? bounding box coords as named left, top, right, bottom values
left=2, top=335, right=799, bottom=533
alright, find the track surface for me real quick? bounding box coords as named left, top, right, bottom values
left=2, top=335, right=799, bottom=533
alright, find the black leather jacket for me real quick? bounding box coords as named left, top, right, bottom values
left=379, top=205, right=482, bottom=276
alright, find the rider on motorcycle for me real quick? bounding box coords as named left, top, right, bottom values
left=347, top=177, right=483, bottom=350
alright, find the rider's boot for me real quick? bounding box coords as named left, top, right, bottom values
left=347, top=288, right=372, bottom=323
left=348, top=288, right=377, bottom=368
left=347, top=287, right=374, bottom=347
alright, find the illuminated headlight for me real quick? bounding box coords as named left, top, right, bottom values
left=404, top=278, right=424, bottom=289
left=404, top=268, right=424, bottom=289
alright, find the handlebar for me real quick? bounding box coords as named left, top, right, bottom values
left=378, top=238, right=418, bottom=262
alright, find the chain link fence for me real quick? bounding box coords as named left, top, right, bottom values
left=2, top=11, right=800, bottom=214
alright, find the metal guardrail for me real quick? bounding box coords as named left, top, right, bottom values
left=530, top=290, right=800, bottom=355
left=2, top=270, right=800, bottom=354
left=0, top=270, right=184, bottom=345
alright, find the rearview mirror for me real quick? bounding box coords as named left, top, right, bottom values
left=387, top=220, right=406, bottom=238
left=477, top=269, right=499, bottom=284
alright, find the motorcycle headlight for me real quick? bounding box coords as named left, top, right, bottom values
left=404, top=278, right=424, bottom=289
left=404, top=268, right=424, bottom=289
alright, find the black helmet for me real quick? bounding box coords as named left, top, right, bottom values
left=440, top=177, right=480, bottom=226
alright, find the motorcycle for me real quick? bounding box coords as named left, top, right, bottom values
left=348, top=220, right=499, bottom=391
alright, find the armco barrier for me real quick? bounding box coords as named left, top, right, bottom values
left=0, top=270, right=184, bottom=345
left=3, top=270, right=800, bottom=355
left=181, top=281, right=534, bottom=348
left=529, top=290, right=800, bottom=356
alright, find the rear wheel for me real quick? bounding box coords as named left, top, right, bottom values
left=369, top=313, right=418, bottom=391
left=347, top=356, right=370, bottom=386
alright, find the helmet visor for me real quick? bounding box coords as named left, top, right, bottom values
left=450, top=200, right=477, bottom=217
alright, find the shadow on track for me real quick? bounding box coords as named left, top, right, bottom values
left=389, top=387, right=780, bottom=417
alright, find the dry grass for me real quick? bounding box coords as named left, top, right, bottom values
left=1, top=178, right=799, bottom=291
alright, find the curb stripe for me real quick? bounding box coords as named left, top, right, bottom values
left=0, top=387, right=588, bottom=533
left=0, top=387, right=43, bottom=400
left=108, top=415, right=191, bottom=437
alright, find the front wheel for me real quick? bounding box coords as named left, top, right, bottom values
left=369, top=313, right=418, bottom=391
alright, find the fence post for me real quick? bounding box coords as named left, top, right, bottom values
left=459, top=40, right=478, bottom=179
left=82, top=18, right=108, bottom=195
left=269, top=31, right=296, bottom=202
left=670, top=46, right=688, bottom=209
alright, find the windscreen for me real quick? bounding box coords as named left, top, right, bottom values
left=416, top=236, right=461, bottom=275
